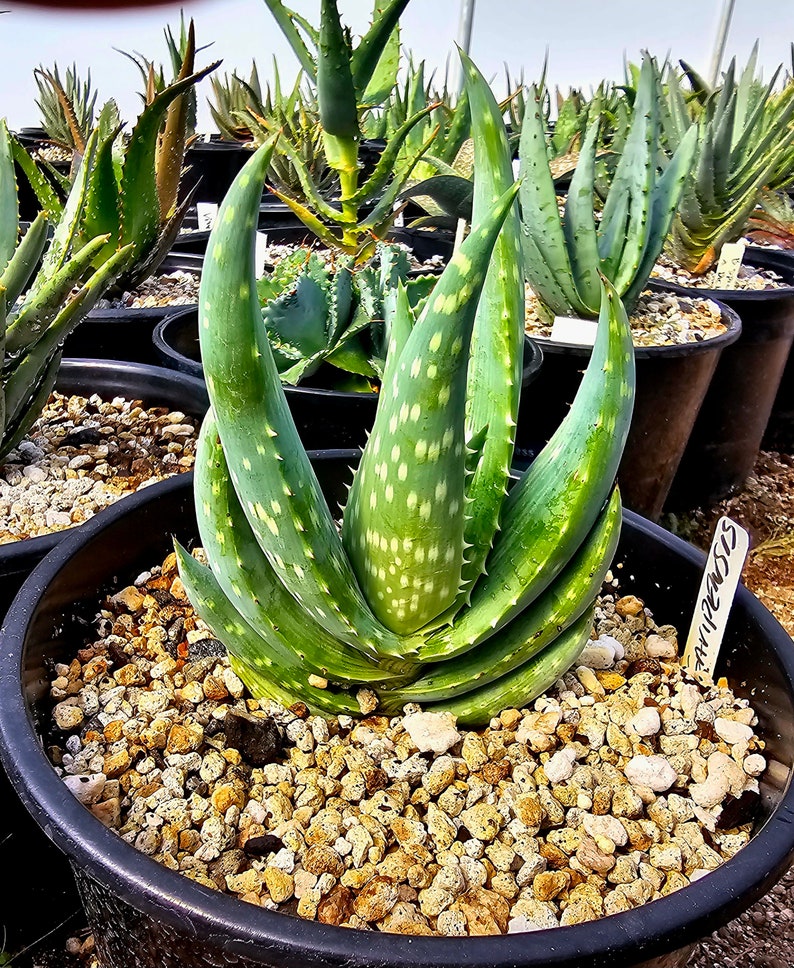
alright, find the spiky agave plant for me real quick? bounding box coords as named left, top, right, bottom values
left=175, top=54, right=635, bottom=726
left=258, top=244, right=437, bottom=390
left=0, top=120, right=133, bottom=459
left=519, top=53, right=698, bottom=319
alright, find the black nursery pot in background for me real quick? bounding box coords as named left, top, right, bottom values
left=0, top=359, right=209, bottom=622
left=514, top=301, right=742, bottom=522
left=651, top=246, right=794, bottom=510
left=181, top=137, right=254, bottom=207
left=60, top=252, right=203, bottom=366
left=2, top=463, right=794, bottom=968
left=152, top=306, right=543, bottom=451
left=0, top=359, right=208, bottom=964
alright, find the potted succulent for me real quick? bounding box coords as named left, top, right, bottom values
left=511, top=54, right=741, bottom=522
left=647, top=51, right=794, bottom=509
left=0, top=21, right=217, bottom=607
left=3, top=53, right=794, bottom=968
left=29, top=18, right=219, bottom=364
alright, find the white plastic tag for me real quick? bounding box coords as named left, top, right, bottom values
left=550, top=316, right=598, bottom=346
left=203, top=132, right=212, bottom=144
left=393, top=200, right=405, bottom=228
left=683, top=516, right=750, bottom=683
left=255, top=232, right=269, bottom=277
left=197, top=202, right=219, bottom=232
left=714, top=240, right=746, bottom=289
left=512, top=158, right=520, bottom=177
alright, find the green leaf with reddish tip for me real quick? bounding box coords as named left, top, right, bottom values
left=341, top=182, right=520, bottom=636
left=198, top=139, right=420, bottom=660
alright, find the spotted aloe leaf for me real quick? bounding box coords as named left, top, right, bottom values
left=341, top=181, right=520, bottom=636
left=456, top=51, right=525, bottom=605
left=190, top=410, right=414, bottom=686
left=197, top=138, right=419, bottom=659
left=419, top=277, right=635, bottom=660
left=381, top=486, right=621, bottom=709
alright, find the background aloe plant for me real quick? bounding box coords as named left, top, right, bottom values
left=34, top=62, right=98, bottom=159
left=662, top=46, right=794, bottom=274
left=176, top=53, right=636, bottom=726
left=260, top=0, right=439, bottom=259
left=0, top=119, right=133, bottom=460
left=519, top=53, right=698, bottom=319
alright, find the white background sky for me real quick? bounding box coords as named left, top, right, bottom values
left=1, top=0, right=793, bottom=133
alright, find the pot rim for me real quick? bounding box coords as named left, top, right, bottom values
left=529, top=298, right=743, bottom=359
left=0, top=358, right=208, bottom=571
left=152, top=307, right=544, bottom=399
left=648, top=247, right=794, bottom=303
left=86, top=253, right=204, bottom=322
left=2, top=466, right=794, bottom=968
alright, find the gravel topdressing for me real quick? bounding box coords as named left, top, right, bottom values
left=46, top=549, right=766, bottom=939
left=0, top=391, right=199, bottom=543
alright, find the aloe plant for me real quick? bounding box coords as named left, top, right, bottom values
left=745, top=190, right=794, bottom=248
left=0, top=120, right=133, bottom=460
left=208, top=63, right=263, bottom=143
left=175, top=53, right=635, bottom=725
left=240, top=64, right=337, bottom=200
left=663, top=47, right=794, bottom=274
left=519, top=53, right=698, bottom=319
left=260, top=0, right=439, bottom=258
left=34, top=62, right=98, bottom=156
left=258, top=245, right=437, bottom=390
left=19, top=20, right=220, bottom=297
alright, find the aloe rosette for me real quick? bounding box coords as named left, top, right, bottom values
left=0, top=119, right=133, bottom=459
left=519, top=53, right=698, bottom=318
left=177, top=56, right=636, bottom=725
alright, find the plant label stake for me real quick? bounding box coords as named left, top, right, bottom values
left=683, top=515, right=750, bottom=684
left=255, top=232, right=269, bottom=277
left=550, top=316, right=598, bottom=346
left=714, top=240, right=746, bottom=289
left=197, top=203, right=219, bottom=232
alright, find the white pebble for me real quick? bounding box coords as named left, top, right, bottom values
left=624, top=755, right=677, bottom=792
left=743, top=753, right=767, bottom=777
left=63, top=773, right=107, bottom=805
left=402, top=711, right=461, bottom=755
left=645, top=634, right=677, bottom=659
left=628, top=706, right=661, bottom=737
left=714, top=717, right=754, bottom=745
left=544, top=747, right=577, bottom=784
left=22, top=465, right=47, bottom=483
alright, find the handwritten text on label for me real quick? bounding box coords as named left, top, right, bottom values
left=683, top=516, right=749, bottom=682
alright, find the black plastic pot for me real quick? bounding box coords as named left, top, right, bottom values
left=181, top=137, right=254, bottom=207
left=0, top=360, right=208, bottom=963
left=0, top=359, right=209, bottom=622
left=514, top=301, right=743, bottom=521
left=60, top=253, right=203, bottom=365
left=2, top=463, right=794, bottom=968
left=756, top=249, right=794, bottom=454
left=651, top=247, right=794, bottom=509
left=152, top=305, right=543, bottom=450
